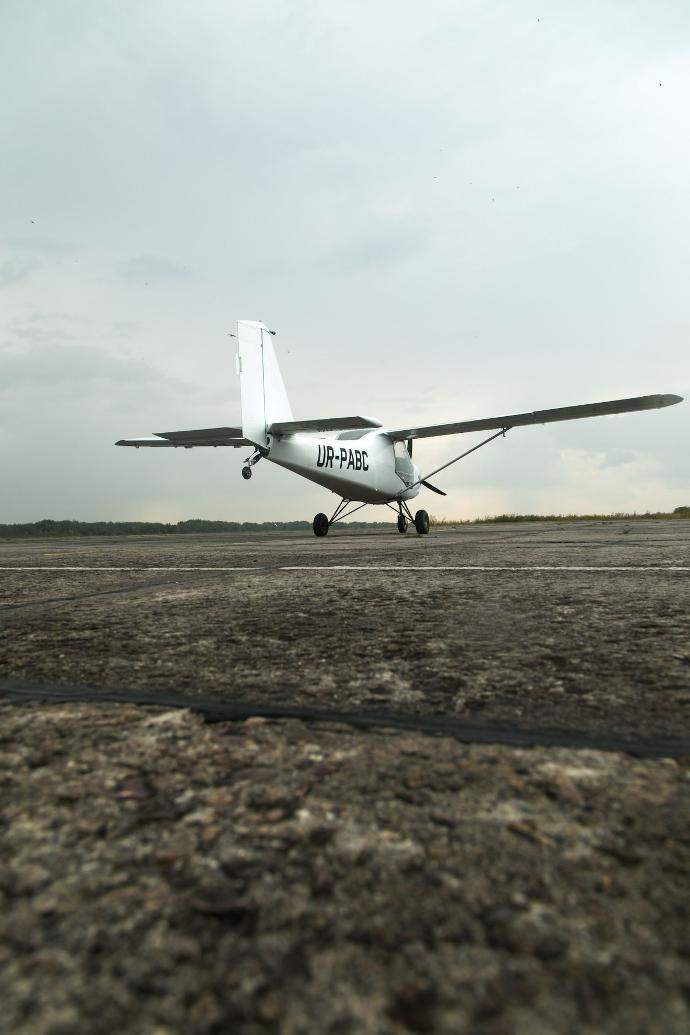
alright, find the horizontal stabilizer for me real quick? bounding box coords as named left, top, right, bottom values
left=117, top=427, right=251, bottom=448
left=389, top=394, right=683, bottom=440
left=157, top=426, right=243, bottom=441
left=270, top=416, right=383, bottom=435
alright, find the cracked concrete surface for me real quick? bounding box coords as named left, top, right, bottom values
left=0, top=520, right=688, bottom=1033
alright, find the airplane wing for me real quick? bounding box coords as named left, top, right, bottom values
left=269, top=415, right=383, bottom=434
left=116, top=427, right=252, bottom=448
left=387, top=394, right=683, bottom=441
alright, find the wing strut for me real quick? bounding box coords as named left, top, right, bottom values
left=401, top=427, right=509, bottom=498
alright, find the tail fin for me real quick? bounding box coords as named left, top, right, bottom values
left=236, top=320, right=293, bottom=448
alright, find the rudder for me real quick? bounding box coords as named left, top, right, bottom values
left=237, top=320, right=293, bottom=448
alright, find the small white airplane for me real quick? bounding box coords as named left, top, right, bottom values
left=117, top=320, right=682, bottom=536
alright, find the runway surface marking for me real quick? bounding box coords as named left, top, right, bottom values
left=1, top=565, right=688, bottom=573
left=283, top=565, right=690, bottom=572
left=0, top=566, right=256, bottom=572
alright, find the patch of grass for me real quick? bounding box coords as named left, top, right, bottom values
left=430, top=509, right=690, bottom=526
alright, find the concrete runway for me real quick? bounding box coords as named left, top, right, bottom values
left=2, top=519, right=690, bottom=1035
left=1, top=519, right=688, bottom=743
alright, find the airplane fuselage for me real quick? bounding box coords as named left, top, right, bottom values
left=267, top=431, right=421, bottom=503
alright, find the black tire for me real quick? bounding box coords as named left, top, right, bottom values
left=313, top=513, right=329, bottom=537
left=241, top=466, right=252, bottom=480
left=397, top=515, right=408, bottom=534
left=414, top=509, right=429, bottom=535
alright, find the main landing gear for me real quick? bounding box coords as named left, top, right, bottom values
left=312, top=499, right=430, bottom=537
left=312, top=498, right=369, bottom=537
left=396, top=501, right=429, bottom=536
left=313, top=513, right=329, bottom=537
left=414, top=509, right=430, bottom=535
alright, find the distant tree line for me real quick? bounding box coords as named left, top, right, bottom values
left=1, top=511, right=686, bottom=538
left=0, top=518, right=390, bottom=538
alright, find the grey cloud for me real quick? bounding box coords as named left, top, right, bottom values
left=0, top=259, right=40, bottom=288
left=14, top=311, right=76, bottom=324
left=1, top=237, right=71, bottom=253
left=0, top=341, right=181, bottom=394
left=119, top=255, right=192, bottom=283
left=320, top=228, right=427, bottom=275
left=8, top=318, right=77, bottom=345
left=111, top=321, right=137, bottom=339
left=594, top=449, right=639, bottom=469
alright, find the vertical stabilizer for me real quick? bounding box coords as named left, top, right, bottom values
left=237, top=321, right=293, bottom=448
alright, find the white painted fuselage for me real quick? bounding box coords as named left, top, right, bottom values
left=267, top=431, right=421, bottom=503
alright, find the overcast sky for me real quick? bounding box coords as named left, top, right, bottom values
left=1, top=0, right=688, bottom=522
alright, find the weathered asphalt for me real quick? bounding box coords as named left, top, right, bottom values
left=1, top=520, right=688, bottom=740
left=2, top=520, right=689, bottom=1035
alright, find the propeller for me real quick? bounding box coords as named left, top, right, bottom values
left=421, top=479, right=446, bottom=496
left=405, top=436, right=444, bottom=493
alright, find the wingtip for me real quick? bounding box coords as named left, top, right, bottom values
left=641, top=394, right=684, bottom=409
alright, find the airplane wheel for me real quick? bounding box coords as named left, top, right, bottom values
left=414, top=509, right=429, bottom=535
left=313, top=513, right=329, bottom=537
left=242, top=466, right=252, bottom=480
left=397, top=515, right=408, bottom=534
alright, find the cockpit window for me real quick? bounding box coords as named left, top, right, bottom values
left=337, top=430, right=371, bottom=440
left=394, top=439, right=414, bottom=485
